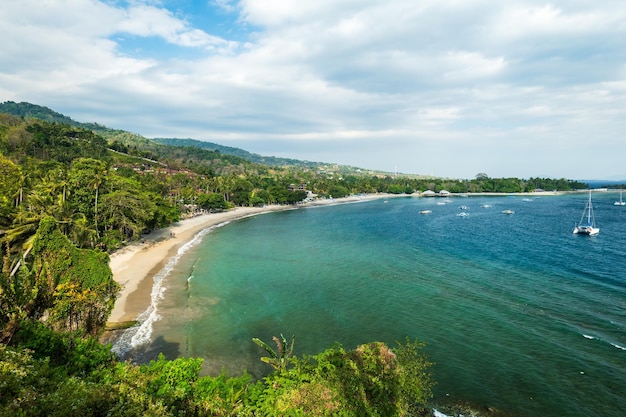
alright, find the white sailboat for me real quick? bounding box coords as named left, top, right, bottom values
left=573, top=190, right=599, bottom=236
left=614, top=189, right=625, bottom=206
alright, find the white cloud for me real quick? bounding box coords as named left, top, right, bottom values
left=212, top=0, right=238, bottom=13
left=117, top=5, right=235, bottom=50
left=1, top=0, right=626, bottom=179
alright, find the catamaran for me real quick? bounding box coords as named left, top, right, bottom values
left=573, top=190, right=599, bottom=236
left=614, top=189, right=625, bottom=206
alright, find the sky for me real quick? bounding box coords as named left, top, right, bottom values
left=1, top=0, right=626, bottom=179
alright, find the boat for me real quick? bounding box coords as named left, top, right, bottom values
left=456, top=212, right=469, bottom=217
left=419, top=210, right=432, bottom=214
left=615, top=189, right=625, bottom=206
left=501, top=209, right=515, bottom=215
left=573, top=190, right=599, bottom=236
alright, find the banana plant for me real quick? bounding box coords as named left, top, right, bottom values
left=252, top=334, right=295, bottom=373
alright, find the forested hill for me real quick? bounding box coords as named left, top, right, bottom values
left=0, top=104, right=442, bottom=417
left=152, top=137, right=323, bottom=168
left=0, top=101, right=360, bottom=172
left=0, top=100, right=79, bottom=126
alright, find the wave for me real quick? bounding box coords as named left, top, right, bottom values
left=610, top=342, right=626, bottom=351
left=581, top=333, right=626, bottom=351
left=111, top=221, right=230, bottom=357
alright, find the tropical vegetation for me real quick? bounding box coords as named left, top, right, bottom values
left=0, top=101, right=593, bottom=416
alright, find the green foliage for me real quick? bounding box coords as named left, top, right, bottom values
left=197, top=192, right=229, bottom=211
left=0, top=153, right=22, bottom=207
left=141, top=354, right=203, bottom=412
left=0, top=103, right=590, bottom=416
left=327, top=184, right=350, bottom=198
left=13, top=321, right=115, bottom=374
left=0, top=344, right=39, bottom=404
left=192, top=369, right=252, bottom=416
left=0, top=217, right=118, bottom=341
left=394, top=338, right=435, bottom=414
left=253, top=334, right=296, bottom=373
left=2, top=320, right=434, bottom=417
left=249, top=340, right=434, bottom=416
left=388, top=184, right=406, bottom=194
left=30, top=218, right=118, bottom=335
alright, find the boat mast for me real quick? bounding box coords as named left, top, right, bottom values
left=587, top=190, right=594, bottom=226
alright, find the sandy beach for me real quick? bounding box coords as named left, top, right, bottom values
left=106, top=194, right=389, bottom=324
left=106, top=190, right=565, bottom=325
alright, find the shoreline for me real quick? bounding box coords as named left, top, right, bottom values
left=105, top=190, right=568, bottom=327
left=106, top=194, right=391, bottom=325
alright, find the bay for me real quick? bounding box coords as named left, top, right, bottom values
left=117, top=193, right=626, bottom=417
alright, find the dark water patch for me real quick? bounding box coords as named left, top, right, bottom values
left=115, top=194, right=626, bottom=417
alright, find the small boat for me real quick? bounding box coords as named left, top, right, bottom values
left=615, top=189, right=625, bottom=206
left=481, top=204, right=492, bottom=208
left=501, top=209, right=515, bottom=215
left=573, top=190, right=599, bottom=236
left=420, top=210, right=432, bottom=214
left=459, top=205, right=469, bottom=210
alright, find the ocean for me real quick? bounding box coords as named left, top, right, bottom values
left=113, top=192, right=626, bottom=417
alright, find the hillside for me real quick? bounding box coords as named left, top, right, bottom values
left=0, top=101, right=383, bottom=175
left=152, top=137, right=323, bottom=168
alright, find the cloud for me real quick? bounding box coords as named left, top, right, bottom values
left=1, top=0, right=626, bottom=179
left=117, top=4, right=235, bottom=50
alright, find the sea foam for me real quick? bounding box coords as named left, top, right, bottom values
left=111, top=222, right=229, bottom=357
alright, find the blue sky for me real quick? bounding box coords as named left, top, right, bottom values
left=1, top=0, right=626, bottom=179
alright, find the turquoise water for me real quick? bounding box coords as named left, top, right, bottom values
left=115, top=193, right=626, bottom=417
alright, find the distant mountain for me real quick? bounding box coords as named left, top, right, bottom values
left=0, top=101, right=379, bottom=173
left=152, top=137, right=324, bottom=168
left=0, top=101, right=122, bottom=134
left=0, top=101, right=81, bottom=125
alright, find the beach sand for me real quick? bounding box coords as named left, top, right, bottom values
left=107, top=195, right=390, bottom=325
left=108, top=206, right=282, bottom=323
left=106, top=191, right=566, bottom=326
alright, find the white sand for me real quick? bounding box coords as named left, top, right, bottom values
left=107, top=191, right=561, bottom=324
left=107, top=195, right=390, bottom=323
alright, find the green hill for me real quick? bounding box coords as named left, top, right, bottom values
left=0, top=101, right=378, bottom=174
left=0, top=101, right=80, bottom=126
left=152, top=137, right=324, bottom=168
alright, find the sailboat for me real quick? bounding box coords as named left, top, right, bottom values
left=573, top=190, right=599, bottom=236
left=614, top=189, right=625, bottom=206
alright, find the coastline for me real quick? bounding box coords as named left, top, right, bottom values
left=105, top=190, right=566, bottom=327
left=106, top=194, right=390, bottom=325
left=102, top=190, right=623, bottom=417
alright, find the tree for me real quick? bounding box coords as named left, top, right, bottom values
left=0, top=154, right=22, bottom=221
left=327, top=184, right=350, bottom=198
left=196, top=192, right=228, bottom=211
left=253, top=334, right=295, bottom=373
left=67, top=158, right=108, bottom=236
left=251, top=339, right=434, bottom=416
left=231, top=178, right=254, bottom=206
left=1, top=217, right=118, bottom=341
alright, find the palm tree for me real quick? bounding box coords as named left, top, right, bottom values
left=92, top=173, right=102, bottom=238
left=252, top=334, right=295, bottom=373
left=0, top=211, right=40, bottom=277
